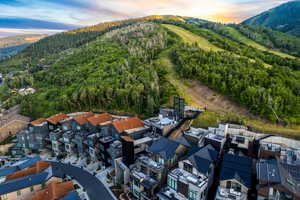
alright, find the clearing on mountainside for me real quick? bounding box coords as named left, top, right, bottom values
left=162, top=24, right=223, bottom=51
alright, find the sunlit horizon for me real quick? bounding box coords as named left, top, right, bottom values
left=0, top=0, right=292, bottom=37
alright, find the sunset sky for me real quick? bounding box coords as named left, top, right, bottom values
left=0, top=0, right=292, bottom=37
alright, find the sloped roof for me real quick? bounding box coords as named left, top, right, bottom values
left=220, top=153, right=252, bottom=188
left=29, top=181, right=75, bottom=200
left=0, top=167, right=18, bottom=177
left=186, top=144, right=218, bottom=174
left=30, top=118, right=47, bottom=126
left=18, top=156, right=41, bottom=170
left=148, top=137, right=180, bottom=159
left=0, top=156, right=42, bottom=177
left=87, top=113, right=113, bottom=126
left=0, top=171, right=49, bottom=195
left=47, top=113, right=68, bottom=124
left=112, top=117, right=144, bottom=133
left=0, top=165, right=64, bottom=195
left=6, top=161, right=50, bottom=181
left=257, top=158, right=300, bottom=198
left=175, top=136, right=192, bottom=148
left=256, top=159, right=281, bottom=184
left=73, top=113, right=94, bottom=125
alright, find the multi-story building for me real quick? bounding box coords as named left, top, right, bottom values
left=148, top=137, right=182, bottom=171
left=215, top=153, right=252, bottom=200
left=111, top=117, right=149, bottom=140
left=46, top=113, right=68, bottom=132
left=144, top=115, right=178, bottom=136
left=158, top=145, right=218, bottom=200
left=204, top=133, right=226, bottom=153
left=257, top=158, right=300, bottom=200
left=258, top=135, right=300, bottom=161
left=50, top=129, right=64, bottom=156
left=130, top=155, right=165, bottom=200
left=16, top=118, right=49, bottom=152
left=183, top=127, right=208, bottom=146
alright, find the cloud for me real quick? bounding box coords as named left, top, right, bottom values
left=0, top=17, right=80, bottom=30
left=0, top=28, right=63, bottom=37
left=0, top=0, right=295, bottom=35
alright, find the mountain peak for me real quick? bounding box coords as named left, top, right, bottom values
left=242, top=0, right=300, bottom=37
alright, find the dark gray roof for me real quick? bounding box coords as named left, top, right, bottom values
left=149, top=137, right=180, bottom=159
left=17, top=156, right=41, bottom=170
left=0, top=171, right=49, bottom=195
left=220, top=153, right=252, bottom=188
left=257, top=158, right=300, bottom=198
left=59, top=191, right=80, bottom=200
left=0, top=167, right=18, bottom=177
left=186, top=144, right=218, bottom=174
left=256, top=159, right=281, bottom=183
left=0, top=156, right=41, bottom=177
left=175, top=136, right=192, bottom=148
left=0, top=164, right=63, bottom=195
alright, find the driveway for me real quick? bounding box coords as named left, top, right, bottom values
left=51, top=162, right=116, bottom=200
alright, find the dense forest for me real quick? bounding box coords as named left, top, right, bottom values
left=1, top=23, right=177, bottom=118
left=1, top=16, right=300, bottom=125
left=171, top=44, right=300, bottom=123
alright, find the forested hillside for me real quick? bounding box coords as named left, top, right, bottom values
left=242, top=1, right=300, bottom=38
left=0, top=16, right=300, bottom=127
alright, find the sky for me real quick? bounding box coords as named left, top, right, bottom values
left=0, top=0, right=292, bottom=37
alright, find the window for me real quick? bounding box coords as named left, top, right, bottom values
left=17, top=190, right=21, bottom=196
left=30, top=186, right=34, bottom=192
left=226, top=181, right=231, bottom=189
left=232, top=182, right=241, bottom=192
left=188, top=189, right=198, bottom=200
left=183, top=162, right=193, bottom=173
left=158, top=157, right=164, bottom=165
left=171, top=157, right=176, bottom=164
left=2, top=194, right=8, bottom=200
left=168, top=177, right=177, bottom=190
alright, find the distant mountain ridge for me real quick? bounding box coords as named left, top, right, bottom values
left=0, top=34, right=47, bottom=48
left=0, top=34, right=47, bottom=60
left=242, top=1, right=300, bottom=37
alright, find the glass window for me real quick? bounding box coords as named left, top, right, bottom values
left=168, top=177, right=177, bottom=190
left=232, top=182, right=241, bottom=192
left=171, top=157, right=176, bottom=164
left=189, top=189, right=198, bottom=200
left=183, top=162, right=193, bottom=173
left=158, top=157, right=164, bottom=165
left=17, top=190, right=21, bottom=196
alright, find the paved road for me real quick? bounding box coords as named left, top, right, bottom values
left=51, top=162, right=115, bottom=200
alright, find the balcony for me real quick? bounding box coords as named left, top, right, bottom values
left=215, top=187, right=247, bottom=200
